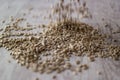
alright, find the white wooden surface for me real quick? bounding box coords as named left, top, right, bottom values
left=0, top=0, right=120, bottom=80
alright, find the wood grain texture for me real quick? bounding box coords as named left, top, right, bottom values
left=0, top=0, right=120, bottom=80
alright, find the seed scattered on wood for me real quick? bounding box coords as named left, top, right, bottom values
left=0, top=0, right=119, bottom=74
left=0, top=19, right=119, bottom=73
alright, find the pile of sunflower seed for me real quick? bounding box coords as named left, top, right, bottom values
left=0, top=18, right=120, bottom=74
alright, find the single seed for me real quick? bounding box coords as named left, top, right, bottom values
left=76, top=67, right=82, bottom=72
left=2, top=20, right=5, bottom=23
left=0, top=28, right=3, bottom=32
left=53, top=75, right=57, bottom=79
left=82, top=64, right=89, bottom=70
left=89, top=56, right=95, bottom=62
left=35, top=78, right=39, bottom=80
left=76, top=60, right=80, bottom=65
left=97, top=71, right=102, bottom=75
left=8, top=60, right=11, bottom=63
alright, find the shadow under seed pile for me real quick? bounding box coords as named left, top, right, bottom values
left=0, top=19, right=120, bottom=74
